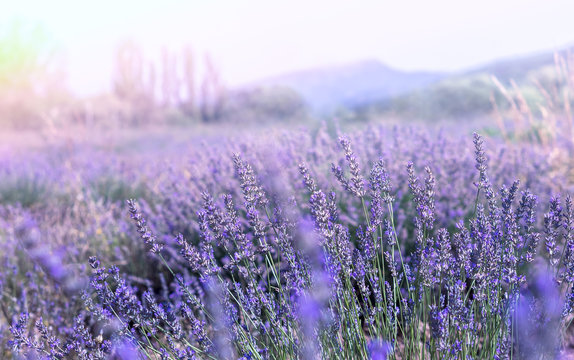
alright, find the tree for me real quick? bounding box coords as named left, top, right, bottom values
left=0, top=20, right=64, bottom=128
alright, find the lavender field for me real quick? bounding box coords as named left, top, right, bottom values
left=1, top=119, right=574, bottom=359
left=4, top=1, right=574, bottom=359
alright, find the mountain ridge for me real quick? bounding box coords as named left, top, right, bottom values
left=239, top=43, right=574, bottom=116
left=250, top=59, right=447, bottom=113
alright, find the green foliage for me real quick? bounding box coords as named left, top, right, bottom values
left=0, top=20, right=53, bottom=87
left=379, top=74, right=498, bottom=119
left=219, top=86, right=308, bottom=123
left=91, top=176, right=151, bottom=205
left=0, top=20, right=67, bottom=129
left=0, top=176, right=49, bottom=207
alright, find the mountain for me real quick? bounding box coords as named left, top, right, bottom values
left=255, top=59, right=446, bottom=113
left=246, top=45, right=574, bottom=119
left=356, top=45, right=574, bottom=120
left=463, top=45, right=574, bottom=84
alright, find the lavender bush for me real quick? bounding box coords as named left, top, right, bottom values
left=1, top=124, right=573, bottom=359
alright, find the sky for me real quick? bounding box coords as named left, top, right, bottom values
left=2, top=0, right=574, bottom=96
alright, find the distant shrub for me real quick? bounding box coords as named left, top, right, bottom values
left=217, top=85, right=308, bottom=123
left=383, top=74, right=500, bottom=119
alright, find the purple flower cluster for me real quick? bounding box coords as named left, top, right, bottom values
left=1, top=124, right=573, bottom=359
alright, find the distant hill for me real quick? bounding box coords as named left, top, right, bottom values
left=356, top=45, right=574, bottom=120
left=244, top=45, right=574, bottom=120
left=255, top=60, right=446, bottom=113
left=463, top=46, right=574, bottom=84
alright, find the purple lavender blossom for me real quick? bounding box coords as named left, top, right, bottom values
left=127, top=199, right=164, bottom=253
left=3, top=126, right=574, bottom=359
left=367, top=338, right=392, bottom=360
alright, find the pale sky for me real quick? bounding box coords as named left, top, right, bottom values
left=3, top=0, right=574, bottom=96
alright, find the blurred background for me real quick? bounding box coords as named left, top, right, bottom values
left=3, top=0, right=574, bottom=151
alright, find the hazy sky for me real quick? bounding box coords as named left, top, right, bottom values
left=3, top=0, right=574, bottom=96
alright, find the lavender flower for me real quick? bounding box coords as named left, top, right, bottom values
left=127, top=199, right=164, bottom=253
left=332, top=137, right=366, bottom=198
left=544, top=196, right=562, bottom=267
left=3, top=126, right=573, bottom=359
